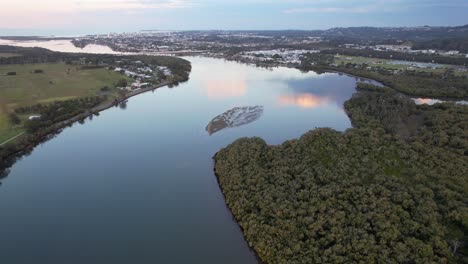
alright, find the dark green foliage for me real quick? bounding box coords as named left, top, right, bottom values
left=345, top=86, right=416, bottom=135
left=8, top=113, right=21, bottom=125
left=6, top=72, right=16, bottom=76
left=414, top=103, right=468, bottom=155
left=115, top=78, right=128, bottom=88
left=300, top=52, right=335, bottom=67
left=215, top=91, right=468, bottom=264
left=33, top=69, right=43, bottom=73
left=16, top=97, right=107, bottom=133
left=100, top=86, right=110, bottom=91
left=346, top=86, right=468, bottom=154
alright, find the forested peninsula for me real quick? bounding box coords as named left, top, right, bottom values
left=214, top=82, right=468, bottom=263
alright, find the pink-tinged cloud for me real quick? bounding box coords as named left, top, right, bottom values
left=0, top=0, right=190, bottom=28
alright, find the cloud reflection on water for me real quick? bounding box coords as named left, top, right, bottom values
left=204, top=79, right=247, bottom=99
left=278, top=93, right=331, bottom=109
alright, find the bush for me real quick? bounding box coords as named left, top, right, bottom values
left=8, top=113, right=21, bottom=125
left=115, top=78, right=128, bottom=88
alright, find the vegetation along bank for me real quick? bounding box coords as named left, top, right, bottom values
left=214, top=79, right=467, bottom=262
left=0, top=45, right=191, bottom=176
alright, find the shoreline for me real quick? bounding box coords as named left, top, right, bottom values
left=212, top=160, right=266, bottom=264
left=215, top=55, right=468, bottom=101
left=90, top=81, right=171, bottom=115
left=0, top=81, right=171, bottom=173
left=208, top=59, right=467, bottom=264
left=18, top=81, right=170, bottom=142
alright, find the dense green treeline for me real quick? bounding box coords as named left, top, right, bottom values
left=349, top=83, right=468, bottom=154
left=17, top=97, right=107, bottom=133
left=215, top=87, right=468, bottom=263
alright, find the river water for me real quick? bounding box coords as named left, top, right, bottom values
left=0, top=41, right=376, bottom=263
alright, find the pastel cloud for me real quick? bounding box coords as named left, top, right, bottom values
left=0, top=0, right=466, bottom=33
left=283, top=7, right=374, bottom=14
left=0, top=0, right=191, bottom=29
left=1, top=0, right=191, bottom=12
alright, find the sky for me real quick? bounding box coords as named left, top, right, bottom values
left=0, top=0, right=467, bottom=36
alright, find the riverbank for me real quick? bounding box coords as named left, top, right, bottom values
left=0, top=81, right=171, bottom=174
left=211, top=57, right=468, bottom=263
left=213, top=162, right=265, bottom=264
left=213, top=55, right=468, bottom=101
left=52, top=81, right=171, bottom=130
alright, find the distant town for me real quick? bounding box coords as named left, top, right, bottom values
left=68, top=27, right=468, bottom=76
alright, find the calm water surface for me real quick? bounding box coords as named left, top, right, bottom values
left=0, top=54, right=373, bottom=263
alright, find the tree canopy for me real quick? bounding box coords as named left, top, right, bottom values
left=215, top=88, right=468, bottom=263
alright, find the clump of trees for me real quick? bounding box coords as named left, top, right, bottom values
left=15, top=96, right=107, bottom=133
left=347, top=83, right=468, bottom=154
left=8, top=113, right=21, bottom=125
left=115, top=78, right=128, bottom=88
left=299, top=52, right=334, bottom=67
left=345, top=84, right=416, bottom=136
left=214, top=88, right=468, bottom=263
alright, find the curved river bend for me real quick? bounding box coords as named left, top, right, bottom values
left=0, top=55, right=375, bottom=263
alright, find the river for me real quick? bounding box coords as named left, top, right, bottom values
left=1, top=41, right=377, bottom=263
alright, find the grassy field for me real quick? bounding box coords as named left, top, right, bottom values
left=334, top=55, right=468, bottom=76
left=0, top=63, right=130, bottom=144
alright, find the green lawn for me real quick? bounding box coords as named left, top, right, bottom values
left=0, top=62, right=130, bottom=144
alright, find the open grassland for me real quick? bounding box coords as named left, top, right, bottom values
left=0, top=63, right=129, bottom=143
left=334, top=55, right=468, bottom=76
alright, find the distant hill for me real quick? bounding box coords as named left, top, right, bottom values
left=320, top=25, right=468, bottom=41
